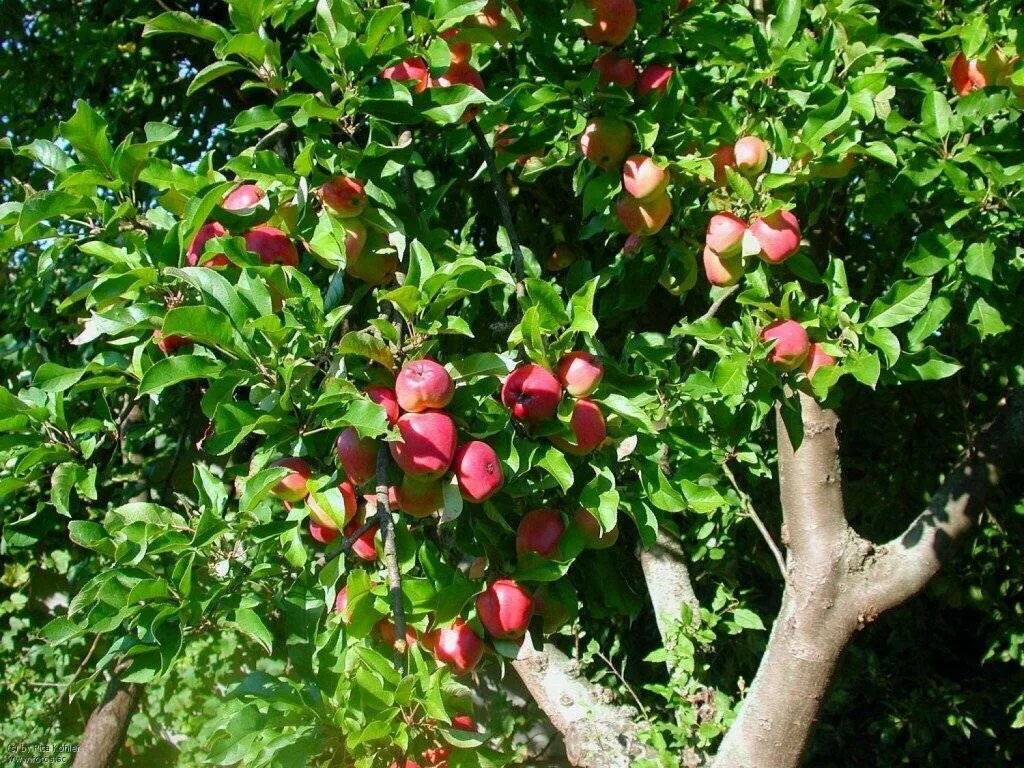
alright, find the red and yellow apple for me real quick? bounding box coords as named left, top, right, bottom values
left=452, top=441, right=504, bottom=503
left=501, top=364, right=563, bottom=422
left=389, top=412, right=458, bottom=479
left=395, top=358, right=455, bottom=413
left=761, top=320, right=810, bottom=370
left=476, top=579, right=534, bottom=640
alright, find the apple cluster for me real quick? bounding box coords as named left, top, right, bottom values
left=759, top=319, right=835, bottom=383
left=315, top=175, right=398, bottom=286
left=501, top=351, right=607, bottom=456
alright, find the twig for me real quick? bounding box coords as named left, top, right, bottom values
left=254, top=123, right=290, bottom=152
left=468, top=119, right=526, bottom=300
left=593, top=648, right=648, bottom=719
left=375, top=444, right=407, bottom=671
left=722, top=460, right=787, bottom=579
left=697, top=284, right=740, bottom=324
left=339, top=516, right=378, bottom=553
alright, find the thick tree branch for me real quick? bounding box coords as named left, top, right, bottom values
left=374, top=444, right=407, bottom=668
left=73, top=679, right=140, bottom=768
left=638, top=526, right=701, bottom=647
left=510, top=639, right=655, bottom=768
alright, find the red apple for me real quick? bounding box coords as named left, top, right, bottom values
left=344, top=515, right=379, bottom=561
left=366, top=384, right=400, bottom=424
left=270, top=458, right=312, bottom=502
left=705, top=212, right=747, bottom=258
left=574, top=508, right=619, bottom=549
left=334, top=586, right=349, bottom=618
left=377, top=619, right=418, bottom=649
left=433, top=619, right=485, bottom=673
left=579, top=117, right=632, bottom=171
left=803, top=342, right=836, bottom=380
left=452, top=441, right=504, bottom=503
left=712, top=144, right=737, bottom=186
left=622, top=155, right=668, bottom=200
left=186, top=221, right=229, bottom=267
left=442, top=29, right=472, bottom=64
left=395, top=475, right=444, bottom=518
left=222, top=183, right=265, bottom=211
left=546, top=244, right=578, bottom=272
left=381, top=56, right=430, bottom=93
left=761, top=320, right=810, bottom=370
left=734, top=136, right=768, bottom=176
left=244, top=225, right=299, bottom=267
left=389, top=761, right=421, bottom=768
left=153, top=330, right=191, bottom=355
left=476, top=579, right=534, bottom=640
left=436, top=62, right=486, bottom=123
left=636, top=64, right=673, bottom=98
left=750, top=210, right=801, bottom=264
left=593, top=52, right=638, bottom=89
left=336, top=427, right=378, bottom=486
left=395, top=359, right=455, bottom=413
left=583, top=0, right=637, bottom=46
left=556, top=351, right=603, bottom=398
left=501, top=364, right=563, bottom=422
left=616, top=192, right=672, bottom=236
left=516, top=508, right=564, bottom=558
left=344, top=219, right=367, bottom=263
left=320, top=176, right=367, bottom=219
left=389, top=412, right=458, bottom=479
left=622, top=233, right=644, bottom=255
left=950, top=52, right=987, bottom=96
left=553, top=398, right=607, bottom=456
left=310, top=520, right=338, bottom=544
left=703, top=246, right=745, bottom=287
left=307, top=479, right=358, bottom=529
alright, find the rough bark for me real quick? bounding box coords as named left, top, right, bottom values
left=638, top=526, right=701, bottom=645
left=510, top=640, right=655, bottom=768
left=73, top=680, right=140, bottom=768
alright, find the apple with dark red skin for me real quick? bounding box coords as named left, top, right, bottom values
left=593, top=52, right=638, bottom=89
left=750, top=210, right=801, bottom=264
left=761, top=320, right=810, bottom=370
left=381, top=56, right=430, bottom=93
left=574, top=508, right=619, bottom=549
left=583, top=0, right=636, bottom=46
left=803, top=342, right=836, bottom=380
left=636, top=64, right=673, bottom=98
left=307, top=479, right=358, bottom=529
left=703, top=246, right=745, bottom=287
left=320, top=176, right=367, bottom=219
left=556, top=351, right=603, bottom=398
left=476, top=579, right=534, bottom=640
left=579, top=117, right=632, bottom=171
left=553, top=398, right=607, bottom=456
left=433, top=619, right=485, bottom=673
left=389, top=412, right=458, bottom=479
left=344, top=515, right=378, bottom=561
left=270, top=458, right=312, bottom=502
left=186, top=221, right=229, bottom=267
left=734, top=136, right=768, bottom=175
left=452, top=440, right=504, bottom=503
left=336, top=427, right=377, bottom=486
left=222, top=183, right=265, bottom=211
left=153, top=330, right=191, bottom=355
left=712, top=144, right=737, bottom=186
left=501, top=364, right=562, bottom=422
left=394, top=475, right=444, bottom=518
left=616, top=192, right=672, bottom=236
left=705, top=212, right=747, bottom=258
left=244, top=225, right=298, bottom=267
left=366, top=384, right=400, bottom=424
left=395, top=358, right=455, bottom=413
left=516, top=508, right=564, bottom=558
left=622, top=155, right=668, bottom=200
left=950, top=52, right=989, bottom=96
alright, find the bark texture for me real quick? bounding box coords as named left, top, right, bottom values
left=638, top=526, right=701, bottom=644
left=73, top=680, right=140, bottom=768
left=510, top=640, right=655, bottom=767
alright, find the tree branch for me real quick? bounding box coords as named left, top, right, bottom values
left=72, top=679, right=140, bottom=768
left=638, top=526, right=700, bottom=647
left=374, top=444, right=407, bottom=669
left=510, top=639, right=655, bottom=768
left=723, top=460, right=787, bottom=580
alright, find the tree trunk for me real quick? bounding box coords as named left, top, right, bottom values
left=73, top=680, right=140, bottom=768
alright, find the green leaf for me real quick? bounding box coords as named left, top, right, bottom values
left=162, top=306, right=238, bottom=350
left=166, top=267, right=253, bottom=328
left=964, top=242, right=994, bottom=281
left=921, top=91, right=952, bottom=139
left=141, top=11, right=228, bottom=42
left=537, top=448, right=574, bottom=493
left=188, top=61, right=247, bottom=96
left=233, top=608, right=273, bottom=652
left=845, top=350, right=881, bottom=388
left=139, top=355, right=224, bottom=395
left=68, top=520, right=107, bottom=550
left=731, top=608, right=765, bottom=631
left=770, top=0, right=801, bottom=46
left=40, top=617, right=81, bottom=645
left=338, top=330, right=395, bottom=370
left=34, top=362, right=86, bottom=393
left=892, top=348, right=962, bottom=381
left=968, top=298, right=1010, bottom=338
left=866, top=278, right=932, bottom=328
left=59, top=101, right=114, bottom=175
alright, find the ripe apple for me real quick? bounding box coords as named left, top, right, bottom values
left=712, top=144, right=737, bottom=186
left=186, top=221, right=229, bottom=267
left=389, top=761, right=421, bottom=768
left=320, top=176, right=367, bottom=219
left=222, top=183, right=265, bottom=211
left=546, top=244, right=578, bottom=272
left=394, top=474, right=444, bottom=518
left=344, top=515, right=379, bottom=561
left=761, top=320, right=810, bottom=370
left=344, top=219, right=367, bottom=263
left=579, top=117, right=632, bottom=171
left=583, top=0, right=637, bottom=46
left=395, top=359, right=455, bottom=413
left=310, top=520, right=338, bottom=544
left=270, top=458, right=312, bottom=502
left=433, top=619, right=485, bottom=673
left=244, top=225, right=299, bottom=267
left=616, top=192, right=672, bottom=236
left=452, top=440, right=504, bottom=503
left=377, top=619, right=418, bottom=649
left=441, top=29, right=472, bottom=64
left=501, top=364, right=563, bottom=422
left=153, top=330, right=191, bottom=355
left=389, top=412, right=458, bottom=479
left=593, top=52, right=638, bottom=89
left=734, top=136, right=768, bottom=175
left=803, top=342, right=836, bottom=380
left=366, top=384, right=400, bottom=424
left=553, top=398, right=607, bottom=456
left=636, top=64, right=673, bottom=98
left=336, top=427, right=377, bottom=486
left=705, top=212, right=747, bottom=258
left=436, top=62, right=486, bottom=123
left=574, top=508, right=619, bottom=549
left=950, top=52, right=986, bottom=96
left=381, top=56, right=430, bottom=93
left=556, top=351, right=603, bottom=398
left=622, top=155, right=669, bottom=200
left=334, top=586, right=349, bottom=619
left=307, top=479, right=358, bottom=529
left=347, top=247, right=398, bottom=286
left=750, top=210, right=801, bottom=264
left=516, top=508, right=564, bottom=558
left=703, top=246, right=745, bottom=287
left=476, top=579, right=534, bottom=640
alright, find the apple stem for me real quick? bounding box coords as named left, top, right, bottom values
left=375, top=443, right=408, bottom=670
left=468, top=119, right=526, bottom=302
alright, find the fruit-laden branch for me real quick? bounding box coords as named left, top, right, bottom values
left=510, top=640, right=656, bottom=768
left=374, top=444, right=408, bottom=668
left=637, top=526, right=701, bottom=646
left=712, top=390, right=1024, bottom=768
left=72, top=680, right=140, bottom=768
